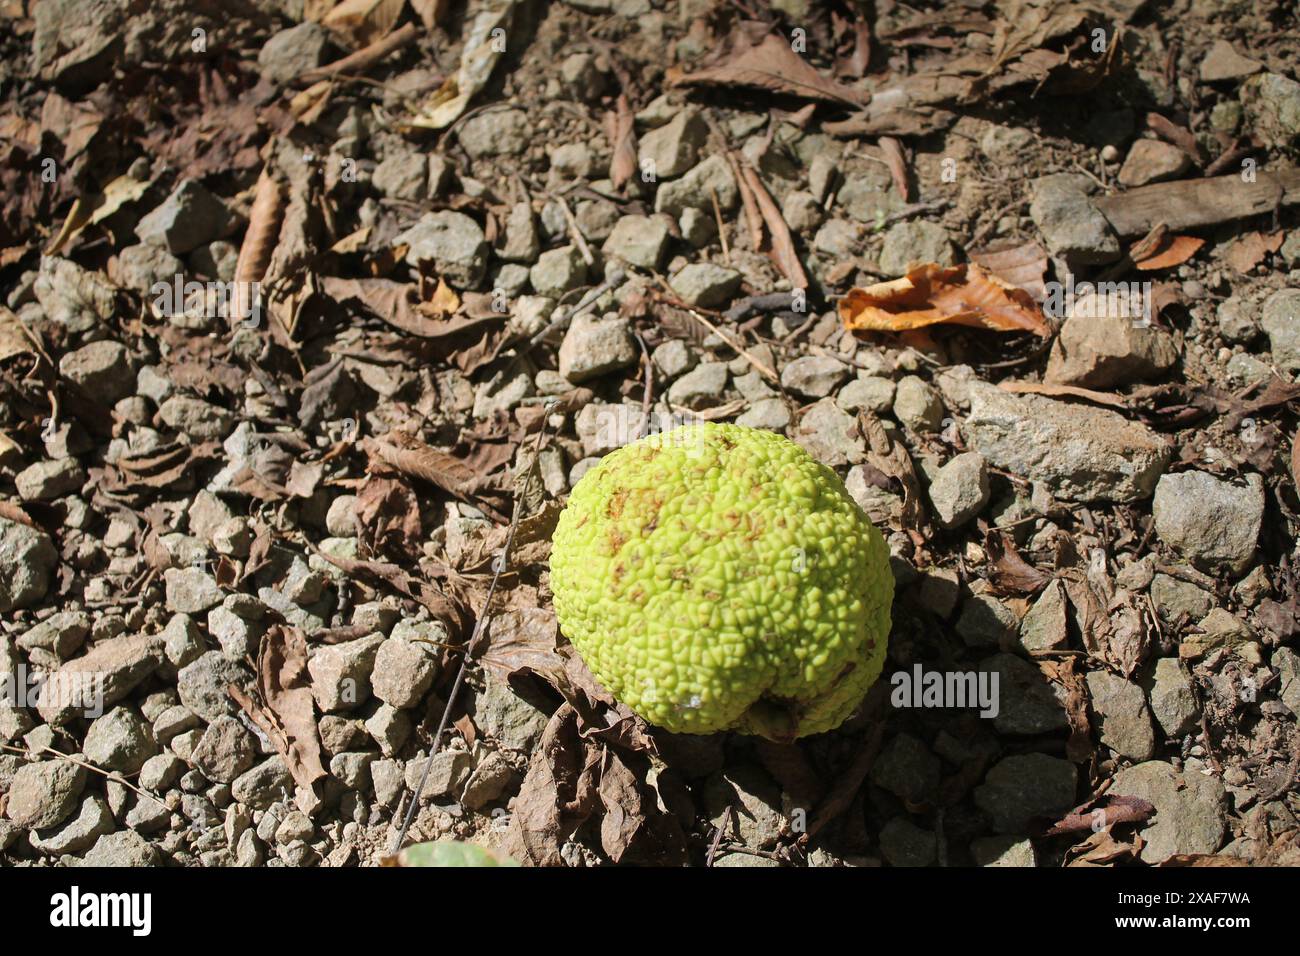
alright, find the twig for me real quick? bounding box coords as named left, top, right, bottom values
left=710, top=186, right=730, bottom=264
left=388, top=406, right=559, bottom=857
left=0, top=743, right=169, bottom=811
left=297, top=22, right=420, bottom=86
left=553, top=193, right=596, bottom=267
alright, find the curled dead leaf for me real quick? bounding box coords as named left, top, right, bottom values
left=840, top=263, right=1051, bottom=337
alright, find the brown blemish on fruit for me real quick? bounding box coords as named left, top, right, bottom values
left=606, top=489, right=629, bottom=520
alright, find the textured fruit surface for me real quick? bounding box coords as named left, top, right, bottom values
left=549, top=422, right=893, bottom=739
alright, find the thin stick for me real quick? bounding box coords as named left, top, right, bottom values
left=297, top=22, right=420, bottom=86
left=554, top=193, right=596, bottom=267
left=710, top=186, right=730, bottom=264
left=388, top=407, right=558, bottom=857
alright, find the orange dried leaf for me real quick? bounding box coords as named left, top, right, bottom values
left=840, top=263, right=1050, bottom=337
left=1133, top=233, right=1204, bottom=271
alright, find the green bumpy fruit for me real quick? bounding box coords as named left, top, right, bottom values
left=549, top=422, right=893, bottom=740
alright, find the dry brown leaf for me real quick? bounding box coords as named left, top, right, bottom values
left=968, top=240, right=1049, bottom=300
left=1044, top=795, right=1156, bottom=836
left=877, top=137, right=912, bottom=203
left=254, top=625, right=327, bottom=792
left=1132, top=232, right=1204, bottom=271
left=322, top=0, right=405, bottom=48
left=1292, top=429, right=1300, bottom=492
left=408, top=0, right=449, bottom=30
left=470, top=606, right=566, bottom=688
left=998, top=380, right=1128, bottom=409
left=840, top=263, right=1050, bottom=337
left=1225, top=230, right=1284, bottom=273
left=667, top=30, right=868, bottom=106
left=504, top=703, right=601, bottom=866
left=606, top=94, right=637, bottom=191
left=740, top=165, right=807, bottom=289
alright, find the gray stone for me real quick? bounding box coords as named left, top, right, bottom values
left=792, top=398, right=865, bottom=467
left=83, top=706, right=157, bottom=773
left=655, top=155, right=738, bottom=216
left=1241, top=73, right=1300, bottom=149
left=639, top=109, right=706, bottom=179
left=735, top=398, right=791, bottom=431
left=1110, top=761, right=1225, bottom=864
left=329, top=751, right=375, bottom=791
left=667, top=361, right=729, bottom=407
left=457, top=109, right=529, bottom=157
left=257, top=21, right=332, bottom=85
left=870, top=733, right=941, bottom=803
left=366, top=703, right=412, bottom=757
left=530, top=245, right=588, bottom=299
left=1045, top=305, right=1178, bottom=388
left=780, top=355, right=847, bottom=399
left=0, top=517, right=57, bottom=612
left=956, top=594, right=1018, bottom=648
left=1085, top=671, right=1156, bottom=761
left=397, top=211, right=489, bottom=289
left=602, top=215, right=671, bottom=269
left=1148, top=657, right=1199, bottom=737
left=1260, top=289, right=1300, bottom=372
left=191, top=716, right=256, bottom=784
left=974, top=753, right=1077, bottom=833
left=498, top=202, right=540, bottom=263
left=651, top=339, right=697, bottom=380
left=79, top=829, right=159, bottom=867
left=157, top=394, right=236, bottom=440
left=928, top=452, right=989, bottom=528
left=1149, top=573, right=1213, bottom=621
left=879, top=817, right=937, bottom=866
left=705, top=766, right=783, bottom=849
left=669, top=262, right=742, bottom=308
left=207, top=604, right=264, bottom=661
left=15, top=457, right=85, bottom=501
left=963, top=381, right=1169, bottom=502
left=892, top=375, right=943, bottom=432
left=1029, top=175, right=1119, bottom=264
left=4, top=759, right=86, bottom=829
left=371, top=624, right=441, bottom=709
left=1152, top=471, right=1263, bottom=574
left=17, top=611, right=90, bottom=658
left=1274, top=647, right=1300, bottom=716
left=162, top=614, right=204, bottom=669
left=1117, top=139, right=1191, bottom=187
left=177, top=651, right=252, bottom=722
left=1216, top=295, right=1258, bottom=344
left=981, top=652, right=1069, bottom=735
left=469, top=674, right=550, bottom=753
left=308, top=634, right=385, bottom=713
left=558, top=313, right=637, bottom=384
left=29, top=794, right=114, bottom=854
left=136, top=179, right=233, bottom=255
left=138, top=753, right=184, bottom=791
left=460, top=750, right=515, bottom=809
left=837, top=376, right=894, bottom=414
left=232, top=757, right=293, bottom=810
left=878, top=221, right=954, bottom=276
left=971, top=835, right=1036, bottom=866
left=164, top=566, right=223, bottom=614
left=37, top=633, right=165, bottom=725
left=1018, top=580, right=1069, bottom=652
left=59, top=340, right=134, bottom=405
